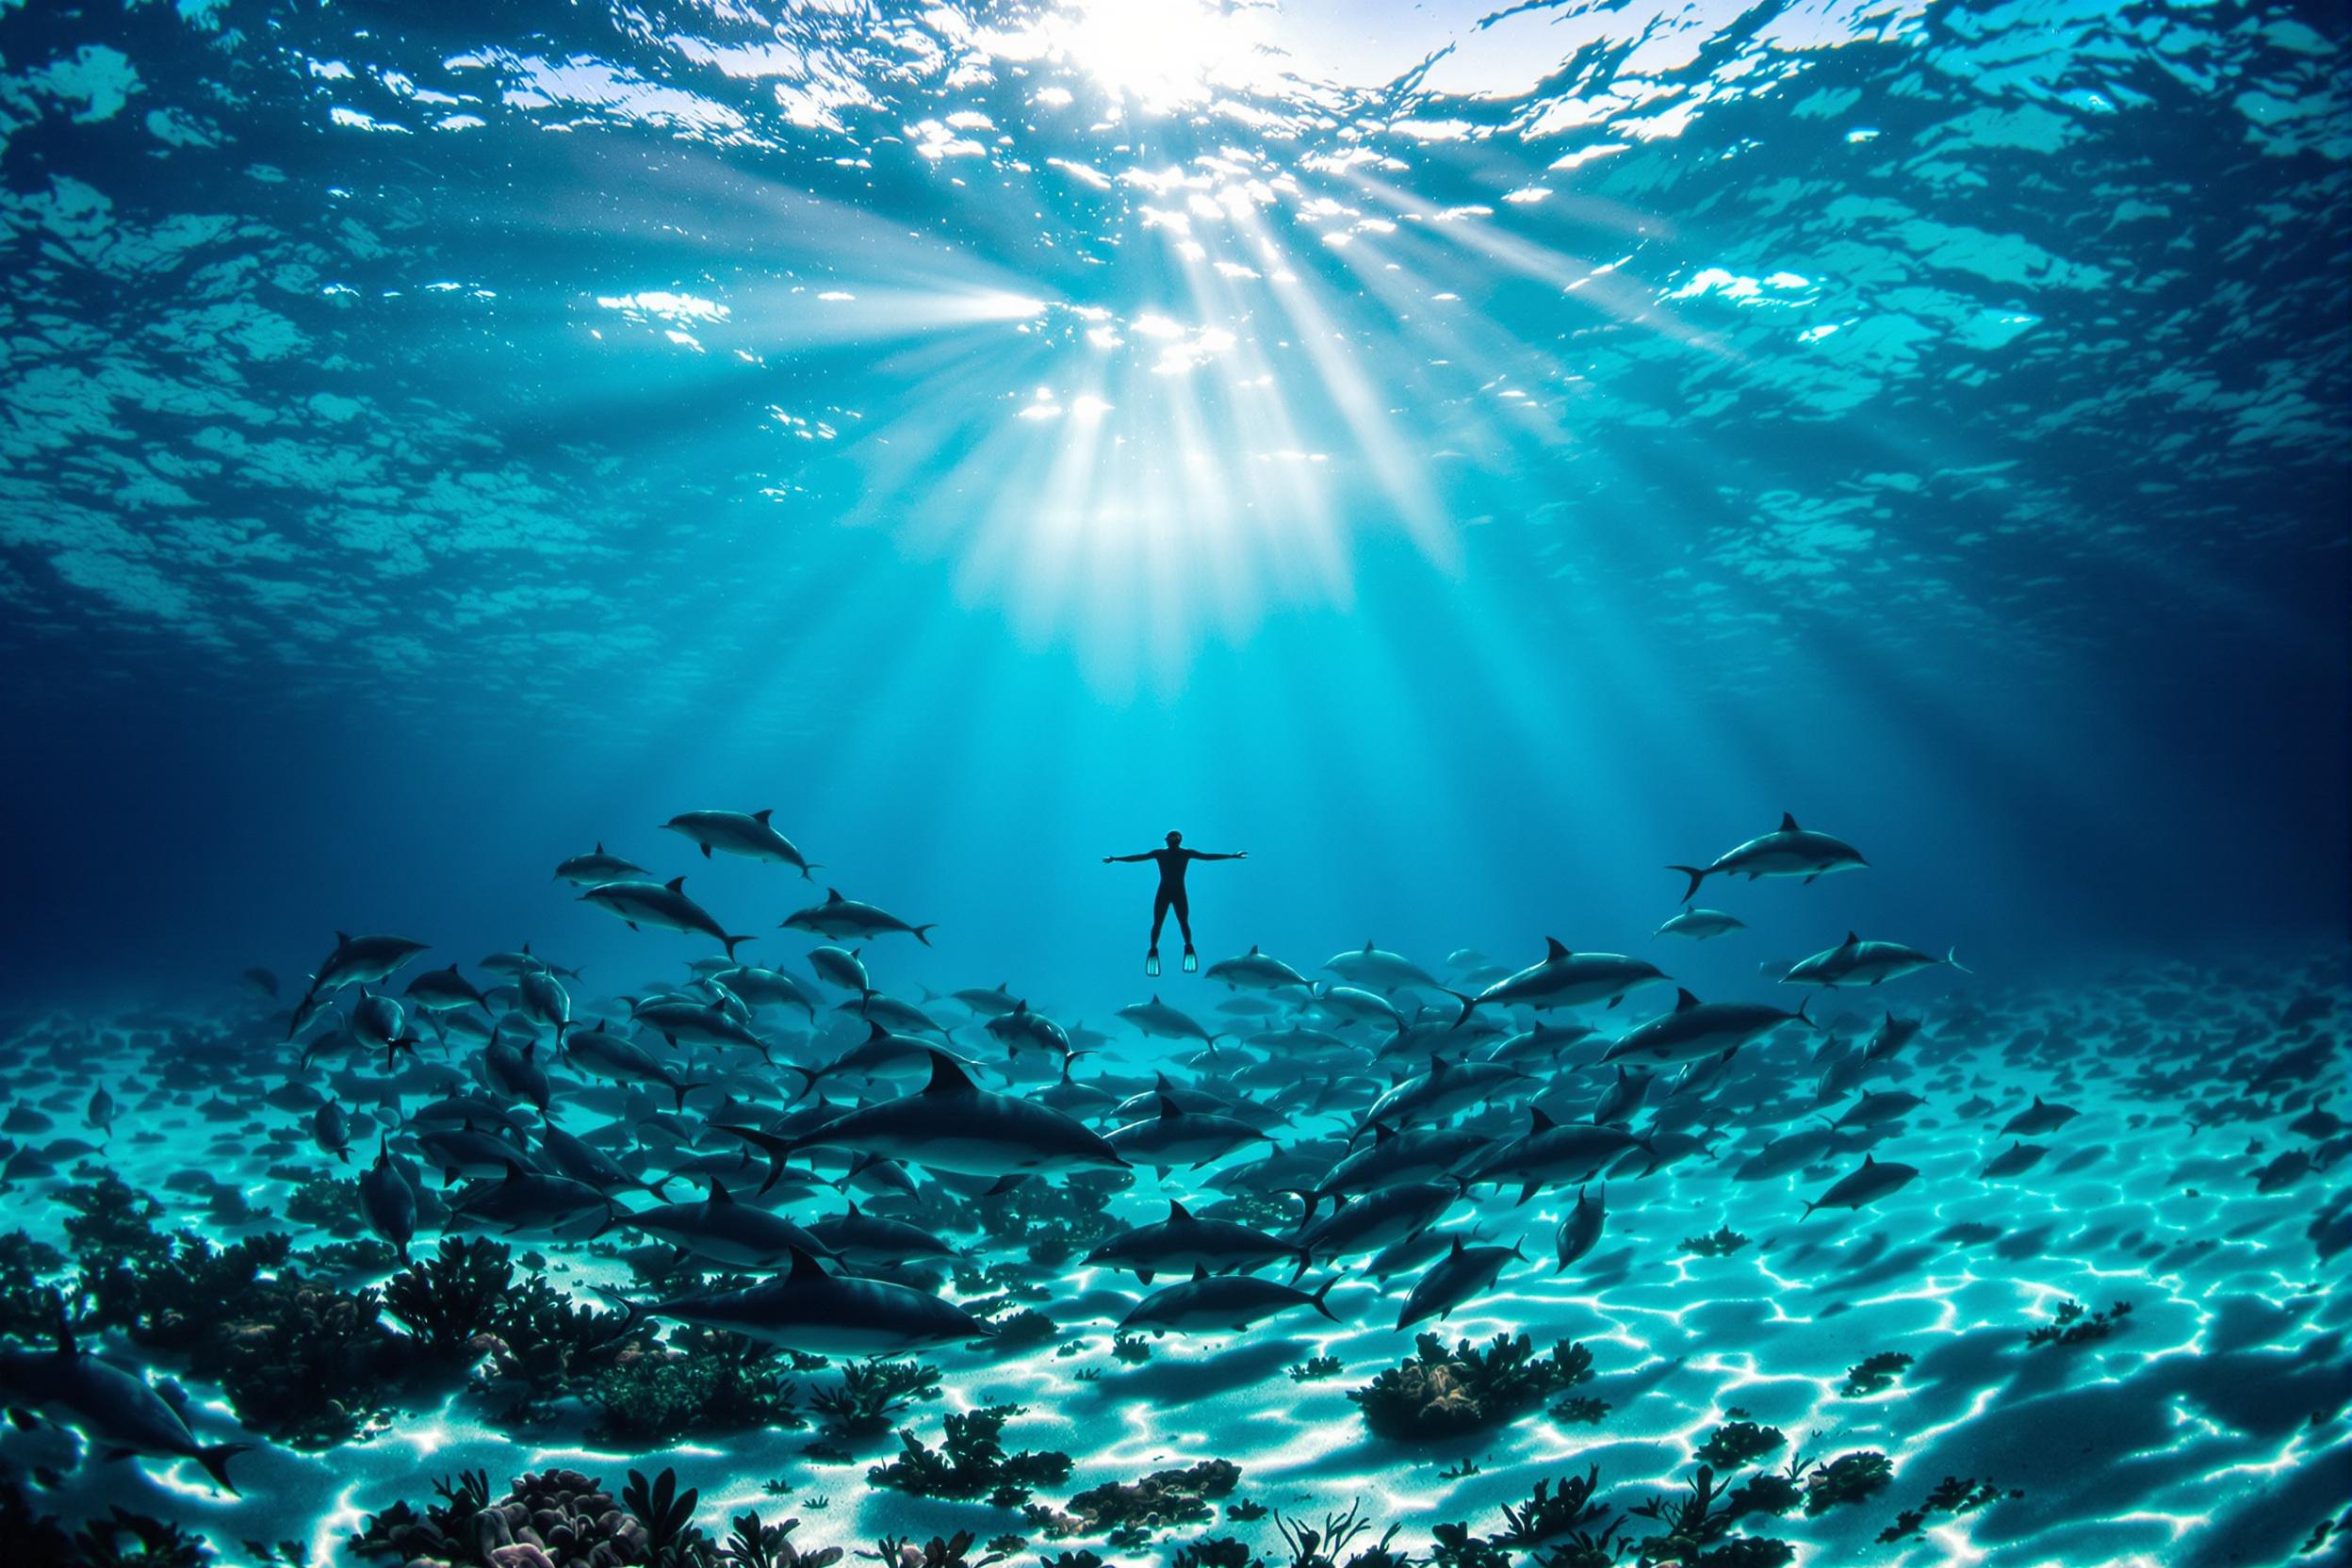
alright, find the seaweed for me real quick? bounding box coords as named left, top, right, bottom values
left=1496, top=1468, right=1609, bottom=1546
left=1838, top=1351, right=1913, bottom=1398
left=1676, top=1227, right=1750, bottom=1258
left=1802, top=1451, right=1892, bottom=1516
left=1171, top=1538, right=1265, bottom=1568
left=1429, top=1524, right=1510, bottom=1568
left=869, top=1404, right=1073, bottom=1506
left=1724, top=1454, right=1815, bottom=1519
left=865, top=1531, right=1007, bottom=1568
left=1270, top=1502, right=1409, bottom=1568
left=382, top=1235, right=514, bottom=1357
left=1876, top=1477, right=2020, bottom=1543
left=626, top=1466, right=700, bottom=1559
left=1549, top=1396, right=1610, bottom=1425
left=2025, top=1298, right=2133, bottom=1348
left=1351, top=1333, right=1594, bottom=1440
left=480, top=1271, right=641, bottom=1410
left=1692, top=1421, right=1784, bottom=1470
left=1626, top=1467, right=1793, bottom=1567
left=1289, top=1354, right=1343, bottom=1382
left=808, top=1358, right=944, bottom=1437
left=1111, top=1331, right=1152, bottom=1364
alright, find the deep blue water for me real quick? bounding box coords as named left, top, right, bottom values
left=0, top=2, right=2346, bottom=1564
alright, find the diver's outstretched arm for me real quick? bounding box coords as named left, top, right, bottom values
left=1102, top=852, right=1155, bottom=863
left=1194, top=851, right=1248, bottom=861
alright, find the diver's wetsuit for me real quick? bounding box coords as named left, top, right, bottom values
left=1105, top=845, right=1244, bottom=966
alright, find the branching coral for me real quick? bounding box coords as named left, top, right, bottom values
left=869, top=1404, right=1073, bottom=1507
left=382, top=1235, right=514, bottom=1358
left=2025, top=1298, right=2133, bottom=1348
left=808, top=1359, right=942, bottom=1437
left=1838, top=1351, right=1913, bottom=1398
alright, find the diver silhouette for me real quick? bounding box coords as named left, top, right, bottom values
left=1102, top=831, right=1248, bottom=975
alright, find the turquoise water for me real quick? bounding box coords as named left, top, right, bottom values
left=0, top=2, right=2345, bottom=1565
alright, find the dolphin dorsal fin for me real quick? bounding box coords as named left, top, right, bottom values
left=1863, top=1153, right=1875, bottom=1166
left=1448, top=1234, right=1465, bottom=1255
left=665, top=875, right=687, bottom=893
left=867, top=1021, right=890, bottom=1041
left=1192, top=1264, right=1209, bottom=1281
left=1371, top=1121, right=1396, bottom=1144
left=1675, top=988, right=1700, bottom=1011
left=1544, top=937, right=1571, bottom=961
left=1157, top=1093, right=1185, bottom=1118
left=1364, top=939, right=1375, bottom=953
left=786, top=1246, right=827, bottom=1282
left=754, top=808, right=773, bottom=824
left=923, top=1051, right=978, bottom=1095
left=336, top=929, right=351, bottom=946
left=846, top=1198, right=862, bottom=1215
left=595, top=841, right=603, bottom=853
left=1841, top=931, right=1859, bottom=947
left=708, top=1178, right=733, bottom=1204
left=1012, top=1001, right=1027, bottom=1016
left=1168, top=1199, right=1193, bottom=1222
left=1529, top=1105, right=1556, bottom=1132
left=1781, top=812, right=1801, bottom=832
left=1250, top=943, right=1259, bottom=955
left=826, top=888, right=843, bottom=902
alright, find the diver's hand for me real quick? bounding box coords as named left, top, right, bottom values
left=1101, top=857, right=1113, bottom=864
left=1236, top=851, right=1250, bottom=859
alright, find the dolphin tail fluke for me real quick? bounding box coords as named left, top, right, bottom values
left=1309, top=1277, right=1339, bottom=1321
left=1667, top=865, right=1707, bottom=904
left=779, top=1064, right=825, bottom=1102
left=671, top=1080, right=711, bottom=1112
left=723, top=933, right=757, bottom=960
left=912, top=923, right=938, bottom=947
left=1946, top=946, right=1973, bottom=975
left=1446, top=988, right=1479, bottom=1029
left=196, top=1443, right=253, bottom=1496
left=801, top=863, right=819, bottom=881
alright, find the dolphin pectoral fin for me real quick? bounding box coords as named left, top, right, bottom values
left=700, top=843, right=712, bottom=858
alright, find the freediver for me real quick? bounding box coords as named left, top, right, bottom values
left=1102, top=831, right=1248, bottom=976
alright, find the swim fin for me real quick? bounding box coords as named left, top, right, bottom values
left=1183, top=946, right=1198, bottom=973
left=1146, top=950, right=1161, bottom=978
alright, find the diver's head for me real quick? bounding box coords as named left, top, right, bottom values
left=1166, top=830, right=1183, bottom=847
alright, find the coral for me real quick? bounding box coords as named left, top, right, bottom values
left=1045, top=1461, right=1242, bottom=1539
left=286, top=1172, right=364, bottom=1236
left=1676, top=1227, right=1750, bottom=1259
left=59, top=1172, right=171, bottom=1267
left=349, top=1466, right=710, bottom=1565
left=869, top=1404, right=1072, bottom=1506
left=189, top=1272, right=409, bottom=1446
left=2025, top=1298, right=2133, bottom=1348
left=972, top=1173, right=1122, bottom=1266
left=1351, top=1333, right=1594, bottom=1440
left=1692, top=1422, right=1785, bottom=1470
left=0, top=1228, right=65, bottom=1342
left=589, top=1339, right=804, bottom=1444
left=0, top=1478, right=213, bottom=1567
left=1288, top=1355, right=1343, bottom=1382
left=1429, top=1523, right=1510, bottom=1568
left=481, top=1273, right=641, bottom=1407
left=383, top=1236, right=516, bottom=1358
left=1838, top=1351, right=1913, bottom=1398
left=808, top=1359, right=942, bottom=1437
left=1802, top=1451, right=1893, bottom=1516
left=715, top=1513, right=843, bottom=1568
left=1171, top=1539, right=1264, bottom=1568
left=1549, top=1396, right=1610, bottom=1425
left=863, top=1532, right=1006, bottom=1568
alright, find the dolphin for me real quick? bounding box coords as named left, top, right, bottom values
left=1602, top=989, right=1813, bottom=1067
left=449, top=1164, right=613, bottom=1238
left=1452, top=939, right=1669, bottom=1022
left=581, top=876, right=756, bottom=958
left=1862, top=1012, right=1924, bottom=1064
left=629, top=998, right=774, bottom=1062
left=1116, top=996, right=1219, bottom=1045
left=357, top=1135, right=416, bottom=1260
left=0, top=1324, right=251, bottom=1494
left=1396, top=1234, right=1523, bottom=1329
left=985, top=1001, right=1074, bottom=1061
left=1324, top=940, right=1443, bottom=993
left=2000, top=1095, right=2081, bottom=1136
left=728, top=1049, right=1125, bottom=1184
left=952, top=983, right=1025, bottom=1019
left=804, top=1200, right=959, bottom=1267
left=1086, top=1199, right=1302, bottom=1284
left=1802, top=1153, right=1919, bottom=1217
left=1980, top=1142, right=2048, bottom=1180
left=554, top=842, right=650, bottom=887
left=1667, top=813, right=1868, bottom=903
left=1783, top=933, right=1969, bottom=988
left=619, top=1180, right=833, bottom=1266
left=1459, top=1108, right=1648, bottom=1205
left=1118, top=1265, right=1339, bottom=1333
left=1830, top=1088, right=1924, bottom=1130
left=1203, top=945, right=1313, bottom=992
left=662, top=809, right=818, bottom=878
left=305, top=931, right=430, bottom=996
left=403, top=964, right=488, bottom=1015
left=1654, top=908, right=1747, bottom=940
left=563, top=1022, right=706, bottom=1111
left=808, top=946, right=870, bottom=994
left=1302, top=1124, right=1494, bottom=1217
left=1294, top=1181, right=1459, bottom=1266
left=612, top=1247, right=986, bottom=1354
left=1105, top=1095, right=1273, bottom=1169
left=716, top=965, right=822, bottom=1021
left=1554, top=1184, right=1606, bottom=1274
left=781, top=889, right=935, bottom=945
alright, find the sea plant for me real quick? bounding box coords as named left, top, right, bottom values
left=1289, top=1354, right=1343, bottom=1381
left=382, top=1234, right=515, bottom=1356
left=1692, top=1420, right=1785, bottom=1470
left=1677, top=1226, right=1751, bottom=1258
left=1352, top=1332, right=1595, bottom=1439
left=1839, top=1351, right=1913, bottom=1397
left=1269, top=1502, right=1409, bottom=1568
left=1877, top=1476, right=2020, bottom=1543
left=2026, top=1298, right=2133, bottom=1348
left=1625, top=1466, right=1793, bottom=1567
left=1171, top=1538, right=1264, bottom=1568
left=808, top=1357, right=943, bottom=1436
left=864, top=1531, right=1006, bottom=1568
left=1034, top=1460, right=1243, bottom=1540
left=868, top=1403, right=1074, bottom=1506
left=590, top=1337, right=805, bottom=1443
left=1495, top=1468, right=1608, bottom=1546
left=1802, top=1451, right=1893, bottom=1515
